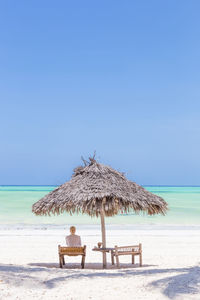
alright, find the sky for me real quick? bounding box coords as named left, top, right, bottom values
left=0, top=0, right=200, bottom=185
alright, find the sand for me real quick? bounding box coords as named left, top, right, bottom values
left=0, top=227, right=200, bottom=300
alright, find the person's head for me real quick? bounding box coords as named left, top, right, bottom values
left=70, top=226, right=76, bottom=235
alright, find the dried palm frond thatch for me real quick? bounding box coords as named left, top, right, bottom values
left=32, top=158, right=167, bottom=217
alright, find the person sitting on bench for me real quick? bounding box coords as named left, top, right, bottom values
left=66, top=226, right=81, bottom=247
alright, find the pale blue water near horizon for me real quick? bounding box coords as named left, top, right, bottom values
left=0, top=186, right=200, bottom=228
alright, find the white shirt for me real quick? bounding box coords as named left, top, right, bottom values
left=66, top=234, right=81, bottom=247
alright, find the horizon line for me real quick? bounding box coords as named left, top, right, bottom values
left=0, top=185, right=200, bottom=187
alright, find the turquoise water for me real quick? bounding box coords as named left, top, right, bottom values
left=0, top=186, right=200, bottom=226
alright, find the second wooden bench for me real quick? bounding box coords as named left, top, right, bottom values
left=111, top=244, right=142, bottom=267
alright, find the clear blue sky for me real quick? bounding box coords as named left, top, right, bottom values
left=0, top=1, right=200, bottom=185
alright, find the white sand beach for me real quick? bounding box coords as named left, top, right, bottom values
left=0, top=227, right=200, bottom=300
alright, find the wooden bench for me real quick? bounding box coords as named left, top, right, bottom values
left=58, top=245, right=86, bottom=269
left=111, top=244, right=142, bottom=267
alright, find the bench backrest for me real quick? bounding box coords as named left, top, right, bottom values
left=114, top=244, right=142, bottom=253
left=58, top=245, right=86, bottom=255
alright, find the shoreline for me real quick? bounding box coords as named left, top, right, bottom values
left=1, top=223, right=200, bottom=231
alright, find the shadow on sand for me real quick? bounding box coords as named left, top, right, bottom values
left=28, top=262, right=152, bottom=269
left=0, top=263, right=200, bottom=298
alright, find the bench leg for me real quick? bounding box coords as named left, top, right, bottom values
left=139, top=253, right=142, bottom=267
left=116, top=255, right=119, bottom=268
left=59, top=254, right=63, bottom=268
left=111, top=251, right=115, bottom=265
left=62, top=256, right=65, bottom=265
left=81, top=255, right=85, bottom=269
left=132, top=254, right=135, bottom=264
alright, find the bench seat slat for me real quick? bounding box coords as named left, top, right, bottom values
left=115, top=245, right=140, bottom=249
left=113, top=251, right=140, bottom=256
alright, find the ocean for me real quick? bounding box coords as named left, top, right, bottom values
left=0, top=186, right=200, bottom=228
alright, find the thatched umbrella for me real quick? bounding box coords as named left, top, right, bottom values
left=32, top=157, right=167, bottom=268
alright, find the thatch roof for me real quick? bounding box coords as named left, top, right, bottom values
left=32, top=158, right=167, bottom=217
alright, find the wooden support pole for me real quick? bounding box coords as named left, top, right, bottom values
left=100, top=206, right=107, bottom=268
left=139, top=243, right=142, bottom=266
